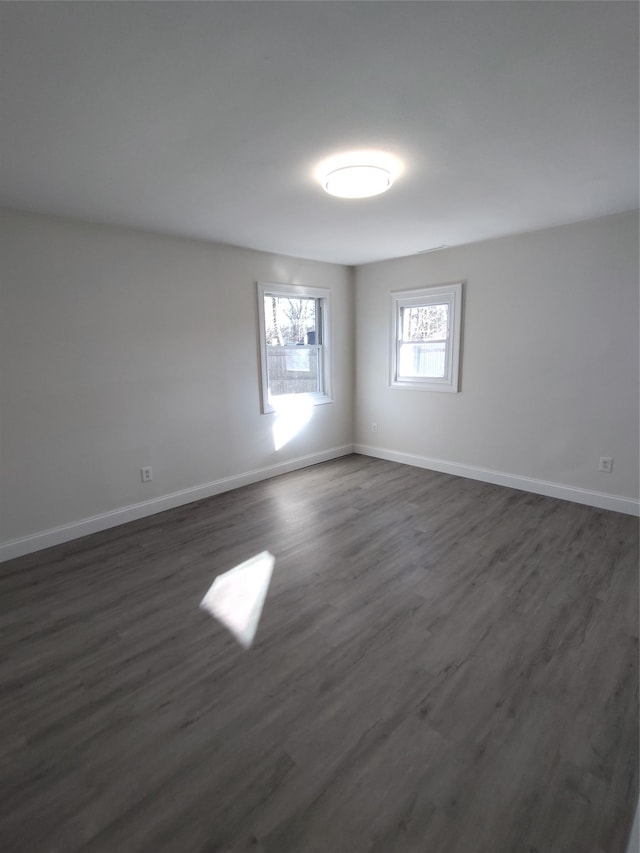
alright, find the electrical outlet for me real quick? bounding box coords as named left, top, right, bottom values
left=598, top=457, right=613, bottom=473
left=371, top=423, right=378, bottom=433
left=141, top=466, right=153, bottom=483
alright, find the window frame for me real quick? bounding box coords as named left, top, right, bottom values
left=257, top=281, right=333, bottom=414
left=389, top=282, right=463, bottom=393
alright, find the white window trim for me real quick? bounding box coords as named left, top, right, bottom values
left=257, top=281, right=333, bottom=414
left=389, top=282, right=463, bottom=393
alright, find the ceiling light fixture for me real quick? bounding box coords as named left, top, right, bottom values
left=324, top=164, right=392, bottom=199
left=316, top=150, right=402, bottom=200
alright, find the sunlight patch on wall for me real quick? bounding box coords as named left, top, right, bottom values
left=272, top=394, right=314, bottom=451
left=200, top=551, right=275, bottom=648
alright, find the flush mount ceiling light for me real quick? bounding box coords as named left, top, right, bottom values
left=316, top=150, right=402, bottom=200
left=324, top=164, right=391, bottom=199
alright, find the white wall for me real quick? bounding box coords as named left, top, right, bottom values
left=0, top=209, right=354, bottom=556
left=355, top=211, right=639, bottom=511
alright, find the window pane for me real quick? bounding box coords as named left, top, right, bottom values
left=399, top=341, right=446, bottom=378
left=263, top=295, right=321, bottom=398
left=266, top=346, right=321, bottom=396
left=264, top=295, right=318, bottom=347
left=401, top=303, right=448, bottom=342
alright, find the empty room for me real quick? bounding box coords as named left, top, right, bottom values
left=0, top=2, right=638, bottom=852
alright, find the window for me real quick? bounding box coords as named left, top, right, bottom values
left=390, top=282, right=463, bottom=392
left=257, top=282, right=332, bottom=413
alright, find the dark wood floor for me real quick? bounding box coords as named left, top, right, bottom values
left=0, top=454, right=637, bottom=853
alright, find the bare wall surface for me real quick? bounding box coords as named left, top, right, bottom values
left=0, top=209, right=354, bottom=546
left=355, top=212, right=639, bottom=504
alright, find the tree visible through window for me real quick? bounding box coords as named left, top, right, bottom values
left=265, top=296, right=317, bottom=347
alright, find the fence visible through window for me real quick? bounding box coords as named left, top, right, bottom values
left=398, top=341, right=446, bottom=378
left=266, top=345, right=321, bottom=396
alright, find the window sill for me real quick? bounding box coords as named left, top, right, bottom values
left=390, top=378, right=459, bottom=393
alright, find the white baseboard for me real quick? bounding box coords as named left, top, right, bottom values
left=354, top=443, right=640, bottom=517
left=0, top=444, right=354, bottom=563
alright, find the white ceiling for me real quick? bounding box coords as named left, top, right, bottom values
left=1, top=2, right=638, bottom=266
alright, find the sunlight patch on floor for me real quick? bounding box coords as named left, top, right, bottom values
left=200, top=551, right=275, bottom=648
